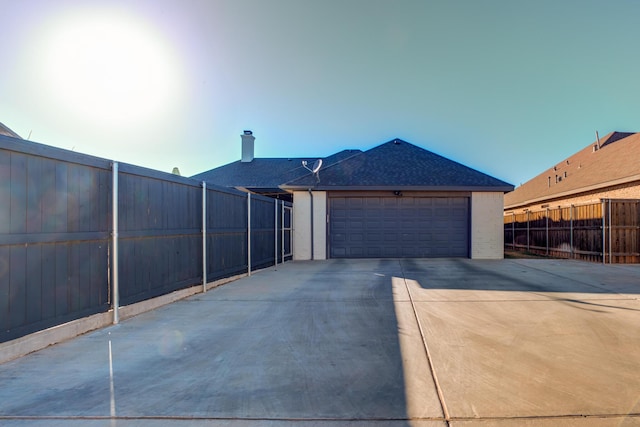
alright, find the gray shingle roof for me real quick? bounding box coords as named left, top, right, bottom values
left=192, top=139, right=512, bottom=192
left=282, top=139, right=513, bottom=191
left=190, top=149, right=362, bottom=188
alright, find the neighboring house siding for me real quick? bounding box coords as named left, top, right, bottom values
left=506, top=180, right=640, bottom=214
left=504, top=132, right=640, bottom=215
left=471, top=192, right=505, bottom=259
left=292, top=191, right=327, bottom=260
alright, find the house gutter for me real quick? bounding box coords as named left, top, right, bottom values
left=281, top=184, right=514, bottom=192
left=308, top=188, right=314, bottom=260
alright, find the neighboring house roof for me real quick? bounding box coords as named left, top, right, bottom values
left=504, top=131, right=640, bottom=209
left=281, top=139, right=514, bottom=192
left=191, top=149, right=362, bottom=190
left=0, top=122, right=21, bottom=139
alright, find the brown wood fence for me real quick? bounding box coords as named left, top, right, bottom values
left=504, top=200, right=640, bottom=263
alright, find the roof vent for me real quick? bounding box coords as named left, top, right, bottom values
left=393, top=139, right=401, bottom=145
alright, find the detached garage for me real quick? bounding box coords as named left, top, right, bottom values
left=329, top=194, right=469, bottom=258
left=281, top=139, right=513, bottom=260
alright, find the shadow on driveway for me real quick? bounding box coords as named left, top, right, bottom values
left=1, top=258, right=639, bottom=426
left=0, top=259, right=446, bottom=426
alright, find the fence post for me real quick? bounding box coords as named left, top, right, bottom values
left=202, top=182, right=207, bottom=292
left=546, top=207, right=549, bottom=256
left=247, top=193, right=251, bottom=276
left=512, top=212, right=515, bottom=249
left=274, top=199, right=278, bottom=267
left=111, top=161, right=119, bottom=325
left=281, top=201, right=285, bottom=262
left=526, top=210, right=530, bottom=252
left=602, top=200, right=606, bottom=264
left=570, top=205, right=574, bottom=259
left=609, top=199, right=612, bottom=264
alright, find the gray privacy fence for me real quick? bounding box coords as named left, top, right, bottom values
left=0, top=135, right=292, bottom=343
left=504, top=200, right=640, bottom=263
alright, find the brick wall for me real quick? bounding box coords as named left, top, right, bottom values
left=505, top=180, right=640, bottom=214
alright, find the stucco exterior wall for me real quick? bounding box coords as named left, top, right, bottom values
left=471, top=192, right=505, bottom=259
left=292, top=191, right=327, bottom=260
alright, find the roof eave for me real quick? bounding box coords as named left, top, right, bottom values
left=280, top=184, right=514, bottom=192
left=504, top=174, right=640, bottom=210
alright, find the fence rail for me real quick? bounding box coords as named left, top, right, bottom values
left=0, top=135, right=292, bottom=343
left=505, top=200, right=640, bottom=263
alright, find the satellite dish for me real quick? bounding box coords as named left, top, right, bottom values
left=302, top=159, right=322, bottom=173
left=311, top=159, right=322, bottom=173
left=302, top=159, right=323, bottom=183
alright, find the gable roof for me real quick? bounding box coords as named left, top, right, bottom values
left=282, top=138, right=513, bottom=191
left=191, top=149, right=362, bottom=190
left=504, top=131, right=640, bottom=209
left=0, top=122, right=21, bottom=139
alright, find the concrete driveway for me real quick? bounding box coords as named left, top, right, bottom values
left=1, top=258, right=640, bottom=427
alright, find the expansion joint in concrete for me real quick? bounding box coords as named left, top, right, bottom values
left=399, top=261, right=451, bottom=426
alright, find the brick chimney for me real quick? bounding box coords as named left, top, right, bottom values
left=241, top=130, right=255, bottom=162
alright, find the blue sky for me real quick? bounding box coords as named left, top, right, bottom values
left=2, top=0, right=639, bottom=186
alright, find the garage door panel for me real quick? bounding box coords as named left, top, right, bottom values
left=347, top=220, right=364, bottom=229
left=367, top=247, right=385, bottom=257
left=400, top=232, right=417, bottom=242
left=365, top=221, right=384, bottom=230
left=329, top=196, right=469, bottom=258
left=348, top=233, right=364, bottom=242
left=350, top=247, right=364, bottom=257
left=365, top=198, right=383, bottom=206
left=332, top=247, right=346, bottom=257
left=332, top=233, right=347, bottom=242
left=347, top=198, right=364, bottom=207
left=368, top=233, right=384, bottom=243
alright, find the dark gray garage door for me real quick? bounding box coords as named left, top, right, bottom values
left=329, top=196, right=469, bottom=258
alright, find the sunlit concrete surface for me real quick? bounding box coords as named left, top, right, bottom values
left=400, top=259, right=640, bottom=422
left=0, top=258, right=639, bottom=427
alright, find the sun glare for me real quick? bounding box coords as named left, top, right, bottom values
left=40, top=8, right=182, bottom=128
